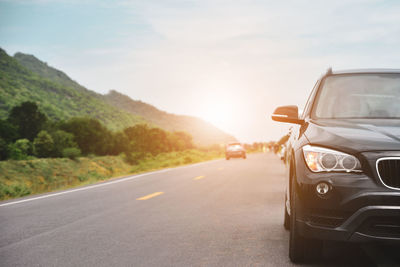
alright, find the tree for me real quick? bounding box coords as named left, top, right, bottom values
left=109, top=131, right=129, bottom=156
left=124, top=124, right=194, bottom=155
left=60, top=117, right=111, bottom=155
left=50, top=130, right=78, bottom=157
left=147, top=127, right=168, bottom=154
left=33, top=130, right=54, bottom=158
left=170, top=131, right=193, bottom=151
left=124, top=124, right=169, bottom=155
left=0, top=119, right=18, bottom=142
left=8, top=139, right=32, bottom=160
left=7, top=101, right=47, bottom=141
left=0, top=137, right=8, bottom=160
left=124, top=124, right=151, bottom=154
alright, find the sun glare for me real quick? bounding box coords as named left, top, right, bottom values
left=196, top=89, right=239, bottom=129
left=200, top=101, right=231, bottom=126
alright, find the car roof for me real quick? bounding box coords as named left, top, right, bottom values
left=331, top=68, right=400, bottom=75
left=227, top=142, right=242, bottom=146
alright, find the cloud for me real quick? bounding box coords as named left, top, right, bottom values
left=67, top=0, right=400, bottom=140
left=3, top=0, right=400, bottom=141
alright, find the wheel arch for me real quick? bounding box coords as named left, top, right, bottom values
left=287, top=149, right=297, bottom=215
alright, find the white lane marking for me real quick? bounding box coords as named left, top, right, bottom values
left=0, top=159, right=223, bottom=208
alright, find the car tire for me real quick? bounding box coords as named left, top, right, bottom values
left=289, top=172, right=322, bottom=263
left=226, top=157, right=230, bottom=160
left=284, top=200, right=290, bottom=230
left=243, top=154, right=246, bottom=159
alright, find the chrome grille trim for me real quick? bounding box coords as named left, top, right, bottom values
left=376, top=157, right=400, bottom=191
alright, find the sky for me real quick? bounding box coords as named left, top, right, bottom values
left=1, top=0, right=400, bottom=142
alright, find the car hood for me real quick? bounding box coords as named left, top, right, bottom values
left=304, top=119, right=400, bottom=153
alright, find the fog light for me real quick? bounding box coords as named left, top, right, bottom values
left=316, top=182, right=330, bottom=195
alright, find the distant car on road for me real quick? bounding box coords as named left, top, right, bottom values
left=225, top=143, right=246, bottom=160
left=272, top=68, right=400, bottom=263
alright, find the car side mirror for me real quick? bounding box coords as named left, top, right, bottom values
left=271, top=105, right=304, bottom=125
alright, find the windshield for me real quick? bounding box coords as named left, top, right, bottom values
left=227, top=144, right=242, bottom=150
left=313, top=73, right=400, bottom=119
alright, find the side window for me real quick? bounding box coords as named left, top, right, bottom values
left=301, top=79, right=320, bottom=119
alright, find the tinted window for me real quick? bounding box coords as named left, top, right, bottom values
left=314, top=74, right=400, bottom=119
left=301, top=80, right=320, bottom=119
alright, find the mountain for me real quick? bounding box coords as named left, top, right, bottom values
left=13, top=52, right=95, bottom=96
left=0, top=48, right=236, bottom=145
left=103, top=90, right=236, bottom=145
left=0, top=48, right=145, bottom=130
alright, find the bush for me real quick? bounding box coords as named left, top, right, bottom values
left=8, top=139, right=32, bottom=160
left=34, top=130, right=54, bottom=158
left=0, top=183, right=31, bottom=199
left=123, top=152, right=144, bottom=165
left=8, top=145, right=23, bottom=160
left=183, top=155, right=193, bottom=164
left=62, top=147, right=81, bottom=160
left=51, top=130, right=77, bottom=157
left=15, top=139, right=32, bottom=155
left=77, top=175, right=88, bottom=182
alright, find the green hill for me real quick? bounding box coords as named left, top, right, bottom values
left=14, top=52, right=93, bottom=95
left=1, top=48, right=236, bottom=145
left=0, top=48, right=145, bottom=130
left=103, top=90, right=236, bottom=145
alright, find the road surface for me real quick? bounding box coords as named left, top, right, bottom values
left=1, top=153, right=399, bottom=266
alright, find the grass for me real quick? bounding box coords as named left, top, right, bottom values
left=0, top=149, right=224, bottom=200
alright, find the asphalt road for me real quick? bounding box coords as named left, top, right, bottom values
left=1, top=153, right=399, bottom=266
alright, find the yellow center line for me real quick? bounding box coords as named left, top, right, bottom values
left=193, top=175, right=205, bottom=180
left=218, top=167, right=224, bottom=170
left=136, top=192, right=164, bottom=200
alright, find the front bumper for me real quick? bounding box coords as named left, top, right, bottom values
left=297, top=205, right=400, bottom=242
left=294, top=149, right=400, bottom=242
left=226, top=151, right=245, bottom=157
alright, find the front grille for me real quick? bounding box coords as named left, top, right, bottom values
left=377, top=158, right=400, bottom=189
left=358, top=216, right=400, bottom=238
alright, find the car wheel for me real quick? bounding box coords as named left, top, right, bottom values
left=284, top=199, right=290, bottom=230
left=226, top=157, right=230, bottom=160
left=289, top=173, right=322, bottom=263
left=243, top=154, right=246, bottom=159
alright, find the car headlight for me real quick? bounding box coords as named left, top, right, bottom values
left=302, top=145, right=362, bottom=173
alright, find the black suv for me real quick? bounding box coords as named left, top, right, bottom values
left=272, top=69, right=400, bottom=263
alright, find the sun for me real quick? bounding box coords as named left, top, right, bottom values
left=193, top=80, right=244, bottom=131
left=197, top=93, right=238, bottom=129
left=201, top=102, right=230, bottom=126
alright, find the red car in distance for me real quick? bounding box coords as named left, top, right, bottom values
left=225, top=143, right=246, bottom=160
